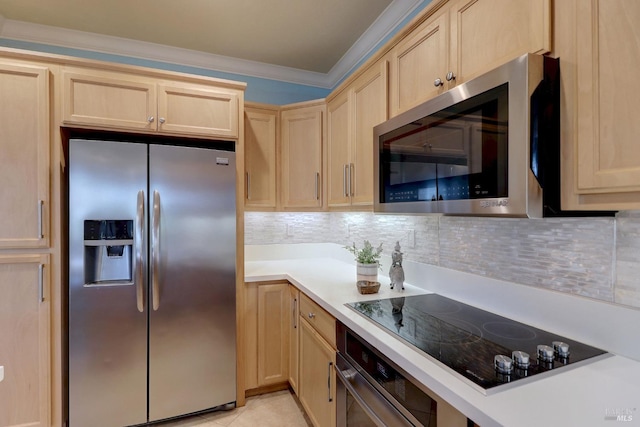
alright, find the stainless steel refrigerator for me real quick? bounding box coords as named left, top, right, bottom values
left=68, top=138, right=236, bottom=426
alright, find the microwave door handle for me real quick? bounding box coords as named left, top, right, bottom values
left=135, top=190, right=145, bottom=312
left=151, top=190, right=161, bottom=311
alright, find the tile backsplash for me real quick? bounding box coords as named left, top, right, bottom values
left=245, top=211, right=640, bottom=309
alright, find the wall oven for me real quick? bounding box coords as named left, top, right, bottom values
left=336, top=321, right=438, bottom=426
left=374, top=53, right=560, bottom=218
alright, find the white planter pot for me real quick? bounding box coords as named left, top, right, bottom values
left=356, top=262, right=379, bottom=282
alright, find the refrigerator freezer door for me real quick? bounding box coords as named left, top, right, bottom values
left=68, top=139, right=148, bottom=427
left=148, top=144, right=237, bottom=421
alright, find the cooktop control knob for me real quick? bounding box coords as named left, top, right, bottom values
left=552, top=341, right=570, bottom=358
left=537, top=345, right=555, bottom=362
left=494, top=355, right=513, bottom=374
left=512, top=350, right=530, bottom=369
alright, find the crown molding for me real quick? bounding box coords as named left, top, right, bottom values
left=325, top=0, right=423, bottom=84
left=0, top=0, right=424, bottom=89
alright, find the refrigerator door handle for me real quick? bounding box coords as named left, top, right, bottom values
left=152, top=190, right=161, bottom=311
left=135, top=190, right=145, bottom=312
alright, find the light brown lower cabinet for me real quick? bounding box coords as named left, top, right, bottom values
left=288, top=285, right=300, bottom=394
left=245, top=283, right=468, bottom=427
left=0, top=254, right=50, bottom=427
left=244, top=281, right=290, bottom=390
left=298, top=318, right=336, bottom=427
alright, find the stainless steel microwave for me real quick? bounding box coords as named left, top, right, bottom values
left=374, top=53, right=560, bottom=218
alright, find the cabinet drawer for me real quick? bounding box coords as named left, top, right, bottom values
left=300, top=293, right=335, bottom=349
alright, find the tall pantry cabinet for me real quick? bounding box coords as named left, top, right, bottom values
left=0, top=57, right=55, bottom=427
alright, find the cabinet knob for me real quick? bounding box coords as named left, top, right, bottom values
left=446, top=71, right=456, bottom=82
left=308, top=312, right=316, bottom=319
left=159, top=117, right=166, bottom=124
left=148, top=116, right=155, bottom=123
left=434, top=78, right=444, bottom=87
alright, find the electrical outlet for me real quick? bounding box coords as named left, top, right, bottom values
left=286, top=223, right=294, bottom=237
left=408, top=229, right=416, bottom=248
left=0, top=365, right=4, bottom=382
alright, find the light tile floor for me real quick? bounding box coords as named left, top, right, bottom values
left=154, top=390, right=312, bottom=427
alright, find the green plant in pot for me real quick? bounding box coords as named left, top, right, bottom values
left=344, top=240, right=383, bottom=285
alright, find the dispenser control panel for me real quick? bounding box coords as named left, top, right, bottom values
left=83, top=220, right=134, bottom=286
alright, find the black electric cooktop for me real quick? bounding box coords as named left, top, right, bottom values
left=347, top=293, right=608, bottom=393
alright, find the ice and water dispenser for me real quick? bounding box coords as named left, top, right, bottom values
left=84, top=220, right=134, bottom=285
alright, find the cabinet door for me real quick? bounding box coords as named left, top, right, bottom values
left=0, top=62, right=50, bottom=249
left=62, top=68, right=156, bottom=130
left=257, top=283, right=289, bottom=386
left=245, top=107, right=278, bottom=209
left=575, top=0, right=640, bottom=197
left=390, top=11, right=448, bottom=116
left=0, top=254, right=50, bottom=427
left=281, top=105, right=324, bottom=209
left=327, top=91, right=352, bottom=207
left=351, top=61, right=388, bottom=206
left=244, top=282, right=259, bottom=390
left=157, top=83, right=239, bottom=138
left=288, top=285, right=300, bottom=394
left=449, top=0, right=551, bottom=85
left=299, top=319, right=336, bottom=427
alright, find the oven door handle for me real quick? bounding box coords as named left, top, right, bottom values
left=335, top=360, right=413, bottom=427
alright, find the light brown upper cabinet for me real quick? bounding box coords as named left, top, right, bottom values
left=390, top=9, right=449, bottom=116
left=327, top=61, right=388, bottom=209
left=62, top=66, right=241, bottom=139
left=244, top=104, right=278, bottom=210
left=390, top=0, right=551, bottom=116
left=569, top=0, right=640, bottom=210
left=0, top=60, right=50, bottom=249
left=280, top=101, right=325, bottom=210
left=449, top=0, right=551, bottom=84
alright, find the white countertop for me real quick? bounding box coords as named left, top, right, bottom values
left=245, top=243, right=640, bottom=426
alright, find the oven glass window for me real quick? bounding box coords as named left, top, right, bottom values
left=379, top=83, right=509, bottom=203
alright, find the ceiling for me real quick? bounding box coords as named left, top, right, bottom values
left=0, top=0, right=425, bottom=88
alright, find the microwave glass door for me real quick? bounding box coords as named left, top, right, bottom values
left=379, top=83, right=509, bottom=204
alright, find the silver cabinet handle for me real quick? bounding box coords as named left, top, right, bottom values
left=38, top=264, right=44, bottom=302
left=308, top=312, right=315, bottom=319
left=315, top=172, right=320, bottom=200
left=151, top=190, right=161, bottom=311
left=135, top=190, right=145, bottom=313
left=246, top=172, right=251, bottom=200
left=434, top=78, right=444, bottom=87
left=328, top=361, right=333, bottom=402
left=38, top=200, right=44, bottom=239
left=349, top=163, right=354, bottom=197
left=148, top=116, right=155, bottom=123
left=159, top=117, right=166, bottom=124
left=446, top=71, right=456, bottom=82
left=343, top=164, right=348, bottom=197
left=292, top=297, right=297, bottom=329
